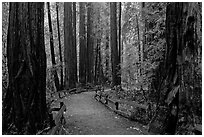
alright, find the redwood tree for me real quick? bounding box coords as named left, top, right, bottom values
left=79, top=2, right=86, bottom=85
left=86, top=2, right=94, bottom=83
left=64, top=2, right=77, bottom=89
left=72, top=2, right=78, bottom=83
left=149, top=2, right=201, bottom=134
left=56, top=2, right=63, bottom=89
left=110, top=2, right=120, bottom=86
left=47, top=2, right=60, bottom=91
left=3, top=2, right=47, bottom=134
left=164, top=2, right=200, bottom=134
left=118, top=2, right=122, bottom=85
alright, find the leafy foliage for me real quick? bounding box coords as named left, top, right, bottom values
left=121, top=2, right=166, bottom=102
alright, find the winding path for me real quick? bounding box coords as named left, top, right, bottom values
left=62, top=91, right=149, bottom=135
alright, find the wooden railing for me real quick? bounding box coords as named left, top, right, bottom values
left=95, top=89, right=148, bottom=124
left=49, top=102, right=66, bottom=135
left=50, top=90, right=67, bottom=99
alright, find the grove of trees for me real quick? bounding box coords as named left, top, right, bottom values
left=2, top=2, right=202, bottom=135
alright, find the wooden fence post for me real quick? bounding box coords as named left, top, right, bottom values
left=115, top=102, right=119, bottom=110
left=49, top=113, right=56, bottom=128
left=105, top=95, right=108, bottom=104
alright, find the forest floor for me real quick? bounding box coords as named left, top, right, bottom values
left=54, top=91, right=150, bottom=135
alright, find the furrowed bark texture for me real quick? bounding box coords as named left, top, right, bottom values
left=64, top=2, right=76, bottom=89
left=56, top=2, right=63, bottom=89
left=3, top=2, right=47, bottom=134
left=110, top=2, right=120, bottom=86
left=79, top=2, right=86, bottom=85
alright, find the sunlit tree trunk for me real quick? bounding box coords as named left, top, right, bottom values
left=47, top=2, right=60, bottom=91
left=56, top=2, right=63, bottom=89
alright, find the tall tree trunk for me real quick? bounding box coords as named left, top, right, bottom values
left=94, top=8, right=103, bottom=84
left=136, top=14, right=141, bottom=78
left=72, top=2, right=78, bottom=83
left=56, top=2, right=63, bottom=89
left=142, top=2, right=146, bottom=60
left=110, top=2, right=120, bottom=86
left=3, top=2, right=47, bottom=134
left=47, top=2, right=60, bottom=91
left=118, top=2, right=122, bottom=85
left=64, top=2, right=76, bottom=89
left=79, top=2, right=86, bottom=85
left=165, top=2, right=200, bottom=134
left=149, top=2, right=200, bottom=135
left=87, top=2, right=94, bottom=83
left=94, top=39, right=99, bottom=84
left=105, top=29, right=110, bottom=82
left=98, top=41, right=104, bottom=84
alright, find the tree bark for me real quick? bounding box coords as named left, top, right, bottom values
left=135, top=14, right=142, bottom=78
left=105, top=30, right=110, bottom=81
left=64, top=2, right=76, bottom=89
left=79, top=2, right=86, bottom=85
left=3, top=2, right=47, bottom=134
left=72, top=2, right=78, bottom=83
left=154, top=2, right=200, bottom=134
left=142, top=2, right=145, bottom=57
left=87, top=2, right=94, bottom=84
left=110, top=2, right=120, bottom=86
left=118, top=2, right=122, bottom=85
left=94, top=39, right=99, bottom=84
left=56, top=2, right=63, bottom=89
left=47, top=2, right=60, bottom=91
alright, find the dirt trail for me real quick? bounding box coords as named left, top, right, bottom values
left=62, top=92, right=148, bottom=135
